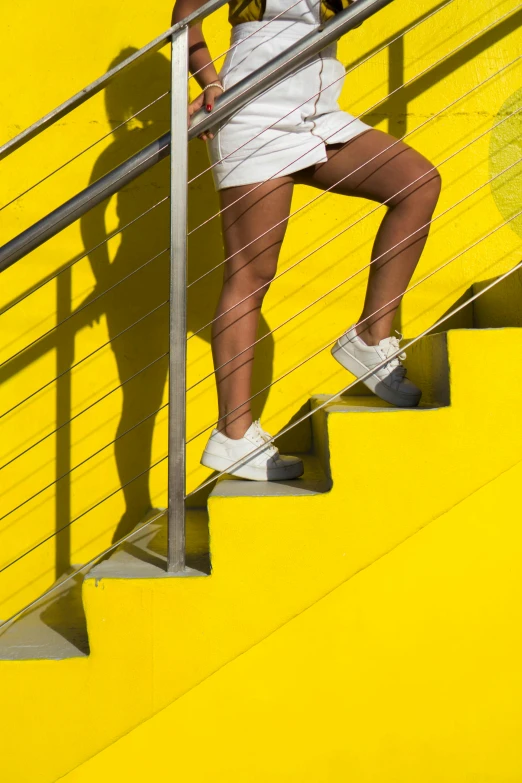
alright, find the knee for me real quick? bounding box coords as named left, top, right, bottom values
left=224, top=265, right=276, bottom=303
left=421, top=164, right=442, bottom=205
left=409, top=160, right=442, bottom=209
left=392, top=159, right=442, bottom=211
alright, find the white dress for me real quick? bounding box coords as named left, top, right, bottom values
left=207, top=0, right=371, bottom=190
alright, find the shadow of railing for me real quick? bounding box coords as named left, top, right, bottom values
left=0, top=1, right=518, bottom=610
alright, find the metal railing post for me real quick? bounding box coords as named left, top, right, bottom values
left=167, top=26, right=189, bottom=573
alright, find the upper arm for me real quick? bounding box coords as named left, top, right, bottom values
left=172, top=0, right=209, bottom=25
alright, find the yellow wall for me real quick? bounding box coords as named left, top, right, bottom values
left=0, top=0, right=520, bottom=618
left=59, top=456, right=522, bottom=783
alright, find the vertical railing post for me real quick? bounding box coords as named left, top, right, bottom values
left=167, top=25, right=189, bottom=573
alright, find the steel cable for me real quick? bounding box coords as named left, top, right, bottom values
left=1, top=211, right=520, bottom=629
left=2, top=159, right=517, bottom=579
left=0, top=0, right=305, bottom=213
left=0, top=212, right=519, bottom=619
left=0, top=0, right=496, bottom=322
left=187, top=202, right=522, bottom=445
left=0, top=351, right=168, bottom=474
left=0, top=454, right=168, bottom=578
left=0, top=92, right=170, bottom=214
left=187, top=7, right=520, bottom=242
left=190, top=0, right=306, bottom=82
left=0, top=0, right=519, bottom=621
left=0, top=508, right=167, bottom=634
left=0, top=401, right=168, bottom=531
left=0, top=195, right=169, bottom=321
left=0, top=247, right=169, bottom=377
left=0, top=300, right=168, bottom=424
left=188, top=0, right=459, bottom=187
left=188, top=106, right=520, bottom=343
left=187, top=218, right=522, bottom=498
left=7, top=184, right=515, bottom=543
left=185, top=135, right=522, bottom=394
left=0, top=76, right=517, bottom=523
left=187, top=48, right=521, bottom=291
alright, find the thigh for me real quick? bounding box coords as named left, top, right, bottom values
left=219, top=177, right=294, bottom=284
left=293, top=128, right=438, bottom=206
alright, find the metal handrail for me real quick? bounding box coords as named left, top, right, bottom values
left=0, top=0, right=229, bottom=161
left=0, top=0, right=515, bottom=635
left=0, top=0, right=392, bottom=272
left=2, top=215, right=521, bottom=633
left=0, top=0, right=448, bottom=577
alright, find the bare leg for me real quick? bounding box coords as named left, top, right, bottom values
left=294, top=128, right=442, bottom=344
left=213, top=177, right=294, bottom=438
left=211, top=129, right=440, bottom=438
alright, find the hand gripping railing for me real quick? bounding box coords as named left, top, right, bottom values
left=0, top=0, right=396, bottom=575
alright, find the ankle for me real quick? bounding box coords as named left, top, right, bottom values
left=218, top=414, right=252, bottom=440
left=355, top=322, right=387, bottom=346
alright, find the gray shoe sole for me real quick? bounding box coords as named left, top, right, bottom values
left=331, top=341, right=421, bottom=408
left=201, top=450, right=304, bottom=481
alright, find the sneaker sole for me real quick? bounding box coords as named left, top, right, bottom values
left=331, top=341, right=421, bottom=408
left=201, top=451, right=304, bottom=481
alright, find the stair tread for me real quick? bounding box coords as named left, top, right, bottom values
left=210, top=454, right=330, bottom=499
left=86, top=509, right=210, bottom=581
left=312, top=394, right=441, bottom=414
left=0, top=572, right=88, bottom=661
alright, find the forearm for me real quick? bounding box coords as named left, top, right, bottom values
left=172, top=0, right=220, bottom=89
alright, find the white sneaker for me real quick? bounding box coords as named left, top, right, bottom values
left=201, top=420, right=304, bottom=481
left=331, top=325, right=421, bottom=408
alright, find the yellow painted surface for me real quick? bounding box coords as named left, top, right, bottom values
left=59, top=456, right=522, bottom=783
left=1, top=329, right=522, bottom=781
left=0, top=1, right=521, bottom=780
left=0, top=0, right=520, bottom=618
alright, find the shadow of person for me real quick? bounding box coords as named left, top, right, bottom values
left=80, top=48, right=274, bottom=544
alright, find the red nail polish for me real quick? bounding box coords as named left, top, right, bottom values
left=206, top=104, right=212, bottom=112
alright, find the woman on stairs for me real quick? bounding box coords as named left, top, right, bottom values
left=172, top=0, right=441, bottom=481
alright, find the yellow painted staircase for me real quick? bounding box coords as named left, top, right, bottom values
left=2, top=275, right=522, bottom=782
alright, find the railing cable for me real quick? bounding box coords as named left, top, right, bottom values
left=0, top=301, right=167, bottom=423
left=187, top=7, right=520, bottom=241
left=191, top=0, right=306, bottom=81
left=0, top=401, right=168, bottom=531
left=189, top=0, right=459, bottom=187
left=0, top=454, right=168, bottom=577
left=0, top=196, right=168, bottom=320
left=0, top=0, right=229, bottom=160
left=0, top=92, right=170, bottom=213
left=0, top=508, right=167, bottom=635
left=1, top=213, right=519, bottom=628
left=0, top=352, right=168, bottom=474
left=187, top=203, right=522, bottom=444
left=189, top=106, right=520, bottom=343
left=187, top=220, right=522, bottom=498
left=0, top=247, right=169, bottom=376
left=186, top=137, right=522, bottom=394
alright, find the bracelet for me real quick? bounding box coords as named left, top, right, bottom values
left=205, top=81, right=225, bottom=92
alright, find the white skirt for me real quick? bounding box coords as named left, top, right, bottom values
left=207, top=20, right=372, bottom=190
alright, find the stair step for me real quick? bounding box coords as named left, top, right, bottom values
left=210, top=454, right=331, bottom=499
left=87, top=509, right=210, bottom=581
left=473, top=270, right=522, bottom=328
left=313, top=395, right=440, bottom=414
left=0, top=571, right=88, bottom=660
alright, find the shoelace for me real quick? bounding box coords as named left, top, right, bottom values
left=378, top=334, right=407, bottom=377
left=251, top=420, right=278, bottom=456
